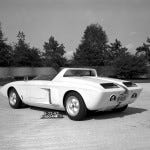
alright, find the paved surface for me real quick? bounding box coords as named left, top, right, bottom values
left=0, top=83, right=150, bottom=150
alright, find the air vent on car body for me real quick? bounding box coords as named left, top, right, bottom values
left=100, top=83, right=119, bottom=89
left=123, top=82, right=137, bottom=87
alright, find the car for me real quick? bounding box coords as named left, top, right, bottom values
left=0, top=68, right=142, bottom=121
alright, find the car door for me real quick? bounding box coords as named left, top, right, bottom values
left=25, top=80, right=52, bottom=105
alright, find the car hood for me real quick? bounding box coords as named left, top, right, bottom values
left=0, top=81, right=26, bottom=97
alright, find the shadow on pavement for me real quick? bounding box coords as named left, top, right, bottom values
left=30, top=106, right=147, bottom=121
left=87, top=107, right=147, bottom=120
left=30, top=106, right=66, bottom=118
left=30, top=106, right=65, bottom=113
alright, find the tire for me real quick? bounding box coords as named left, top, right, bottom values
left=65, top=92, right=87, bottom=121
left=113, top=105, right=128, bottom=112
left=8, top=88, right=22, bottom=109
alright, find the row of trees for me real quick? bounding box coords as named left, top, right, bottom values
left=72, top=24, right=149, bottom=78
left=0, top=24, right=66, bottom=69
left=0, top=22, right=149, bottom=78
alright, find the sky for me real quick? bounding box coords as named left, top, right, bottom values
left=0, top=0, right=150, bottom=59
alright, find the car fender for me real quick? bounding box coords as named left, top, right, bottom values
left=0, top=82, right=28, bottom=103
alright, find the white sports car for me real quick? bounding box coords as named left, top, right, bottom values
left=0, top=68, right=142, bottom=120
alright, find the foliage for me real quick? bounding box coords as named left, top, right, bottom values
left=113, top=54, right=147, bottom=79
left=107, top=39, right=129, bottom=65
left=72, top=23, right=108, bottom=66
left=43, top=36, right=66, bottom=69
left=0, top=23, right=13, bottom=66
left=13, top=31, right=42, bottom=66
left=27, top=47, right=43, bottom=67
left=0, top=20, right=149, bottom=75
left=136, top=37, right=150, bottom=63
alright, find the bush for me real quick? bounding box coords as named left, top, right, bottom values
left=113, top=54, right=148, bottom=79
left=0, top=77, right=14, bottom=86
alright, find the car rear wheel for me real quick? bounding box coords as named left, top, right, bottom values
left=65, top=92, right=87, bottom=121
left=113, top=105, right=128, bottom=112
left=8, top=88, right=22, bottom=109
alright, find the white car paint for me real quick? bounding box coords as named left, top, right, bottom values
left=0, top=68, right=142, bottom=111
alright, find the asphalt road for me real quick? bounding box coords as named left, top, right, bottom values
left=0, top=83, right=150, bottom=150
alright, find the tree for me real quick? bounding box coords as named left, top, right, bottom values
left=113, top=54, right=147, bottom=79
left=13, top=31, right=42, bottom=66
left=27, top=47, right=43, bottom=67
left=136, top=37, right=150, bottom=63
left=72, top=23, right=108, bottom=66
left=0, top=23, right=13, bottom=66
left=43, top=36, right=66, bottom=69
left=107, top=39, right=129, bottom=65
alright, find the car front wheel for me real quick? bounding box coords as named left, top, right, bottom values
left=8, top=88, right=22, bottom=109
left=65, top=92, right=87, bottom=121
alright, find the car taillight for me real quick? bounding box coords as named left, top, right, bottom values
left=131, top=93, right=137, bottom=98
left=110, top=95, right=117, bottom=101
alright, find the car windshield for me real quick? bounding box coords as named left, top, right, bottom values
left=64, top=69, right=96, bottom=77
left=33, top=72, right=58, bottom=81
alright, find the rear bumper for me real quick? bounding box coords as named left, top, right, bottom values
left=118, top=86, right=142, bottom=105
left=85, top=86, right=142, bottom=111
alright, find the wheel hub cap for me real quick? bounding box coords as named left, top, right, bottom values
left=9, top=92, right=17, bottom=105
left=66, top=96, right=80, bottom=116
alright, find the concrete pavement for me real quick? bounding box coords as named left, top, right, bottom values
left=0, top=83, right=150, bottom=150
